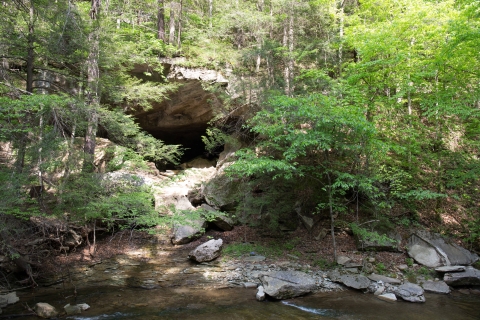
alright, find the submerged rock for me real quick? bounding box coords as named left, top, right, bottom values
left=260, top=271, right=316, bottom=299
left=34, top=303, right=59, bottom=318
left=188, top=239, right=223, bottom=263
left=395, top=283, right=425, bottom=303
left=0, top=292, right=19, bottom=308
left=444, top=267, right=480, bottom=286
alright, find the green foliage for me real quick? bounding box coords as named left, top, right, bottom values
left=350, top=223, right=397, bottom=246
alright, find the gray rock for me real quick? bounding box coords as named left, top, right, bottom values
left=378, top=293, right=397, bottom=302
left=407, top=231, right=478, bottom=267
left=0, top=292, right=18, bottom=308
left=421, top=281, right=451, bottom=294
left=34, top=303, right=59, bottom=318
left=395, top=283, right=425, bottom=303
left=374, top=286, right=385, bottom=296
left=64, top=304, right=82, bottom=315
left=336, top=255, right=351, bottom=265
left=435, top=266, right=466, bottom=273
left=256, top=286, right=265, bottom=301
left=188, top=239, right=223, bottom=263
left=260, top=271, right=316, bottom=299
left=200, top=204, right=234, bottom=231
left=327, top=270, right=371, bottom=290
left=368, top=273, right=402, bottom=284
left=171, top=218, right=206, bottom=245
left=243, top=282, right=257, bottom=288
left=397, top=264, right=409, bottom=271
left=444, top=267, right=480, bottom=286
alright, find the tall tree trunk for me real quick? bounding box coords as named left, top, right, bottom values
left=208, top=0, right=213, bottom=28
left=283, top=12, right=294, bottom=97
left=83, top=0, right=101, bottom=173
left=177, top=0, right=183, bottom=48
left=169, top=2, right=176, bottom=45
left=157, top=0, right=165, bottom=41
left=26, top=1, right=34, bottom=93
left=338, top=0, right=344, bottom=78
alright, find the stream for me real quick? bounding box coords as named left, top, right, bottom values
left=5, top=285, right=480, bottom=319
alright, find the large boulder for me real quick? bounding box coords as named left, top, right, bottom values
left=200, top=204, right=234, bottom=231
left=443, top=267, right=480, bottom=286
left=188, top=239, right=223, bottom=262
left=395, top=283, right=425, bottom=303
left=171, top=218, right=206, bottom=245
left=201, top=165, right=239, bottom=212
left=407, top=231, right=478, bottom=267
left=260, top=271, right=316, bottom=299
left=34, top=303, right=59, bottom=319
left=327, top=270, right=371, bottom=290
left=421, top=281, right=451, bottom=294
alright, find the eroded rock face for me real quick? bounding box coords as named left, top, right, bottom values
left=188, top=239, right=223, bottom=263
left=131, top=63, right=228, bottom=155
left=260, top=271, right=316, bottom=299
left=407, top=231, right=479, bottom=267
left=421, top=281, right=451, bottom=294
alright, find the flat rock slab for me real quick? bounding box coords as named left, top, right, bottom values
left=244, top=256, right=266, bottom=262
left=378, top=293, right=397, bottom=302
left=368, top=273, right=402, bottom=284
left=407, top=231, right=478, bottom=267
left=435, top=266, right=466, bottom=273
left=260, top=271, right=316, bottom=299
left=421, top=281, right=451, bottom=294
left=327, top=270, right=371, bottom=290
left=395, top=283, right=425, bottom=303
left=444, top=267, right=480, bottom=287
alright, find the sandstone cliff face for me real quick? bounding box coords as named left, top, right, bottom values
left=131, top=62, right=229, bottom=158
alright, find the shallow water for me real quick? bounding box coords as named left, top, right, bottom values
left=5, top=286, right=480, bottom=320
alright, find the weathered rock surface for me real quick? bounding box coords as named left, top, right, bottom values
left=34, top=303, right=59, bottom=318
left=201, top=165, right=239, bottom=212
left=368, top=273, right=402, bottom=284
left=435, top=266, right=466, bottom=273
left=64, top=303, right=90, bottom=315
left=336, top=256, right=351, bottom=265
left=407, top=231, right=478, bottom=267
left=0, top=292, right=19, bottom=308
left=188, top=239, right=223, bottom=263
left=256, top=285, right=266, bottom=301
left=395, top=283, right=425, bottom=303
left=327, top=270, right=371, bottom=290
left=260, top=271, right=316, bottom=299
left=421, top=281, right=451, bottom=294
left=132, top=63, right=228, bottom=151
left=443, top=267, right=480, bottom=286
left=200, top=204, right=234, bottom=231
left=171, top=218, right=206, bottom=245
left=378, top=293, right=397, bottom=302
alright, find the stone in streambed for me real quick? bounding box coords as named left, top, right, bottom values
left=377, top=293, right=397, bottom=302
left=34, top=303, right=59, bottom=319
left=260, top=271, right=316, bottom=299
left=421, top=281, right=451, bottom=294
left=188, top=239, right=223, bottom=263
left=256, top=286, right=266, bottom=301
left=395, top=283, right=425, bottom=303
